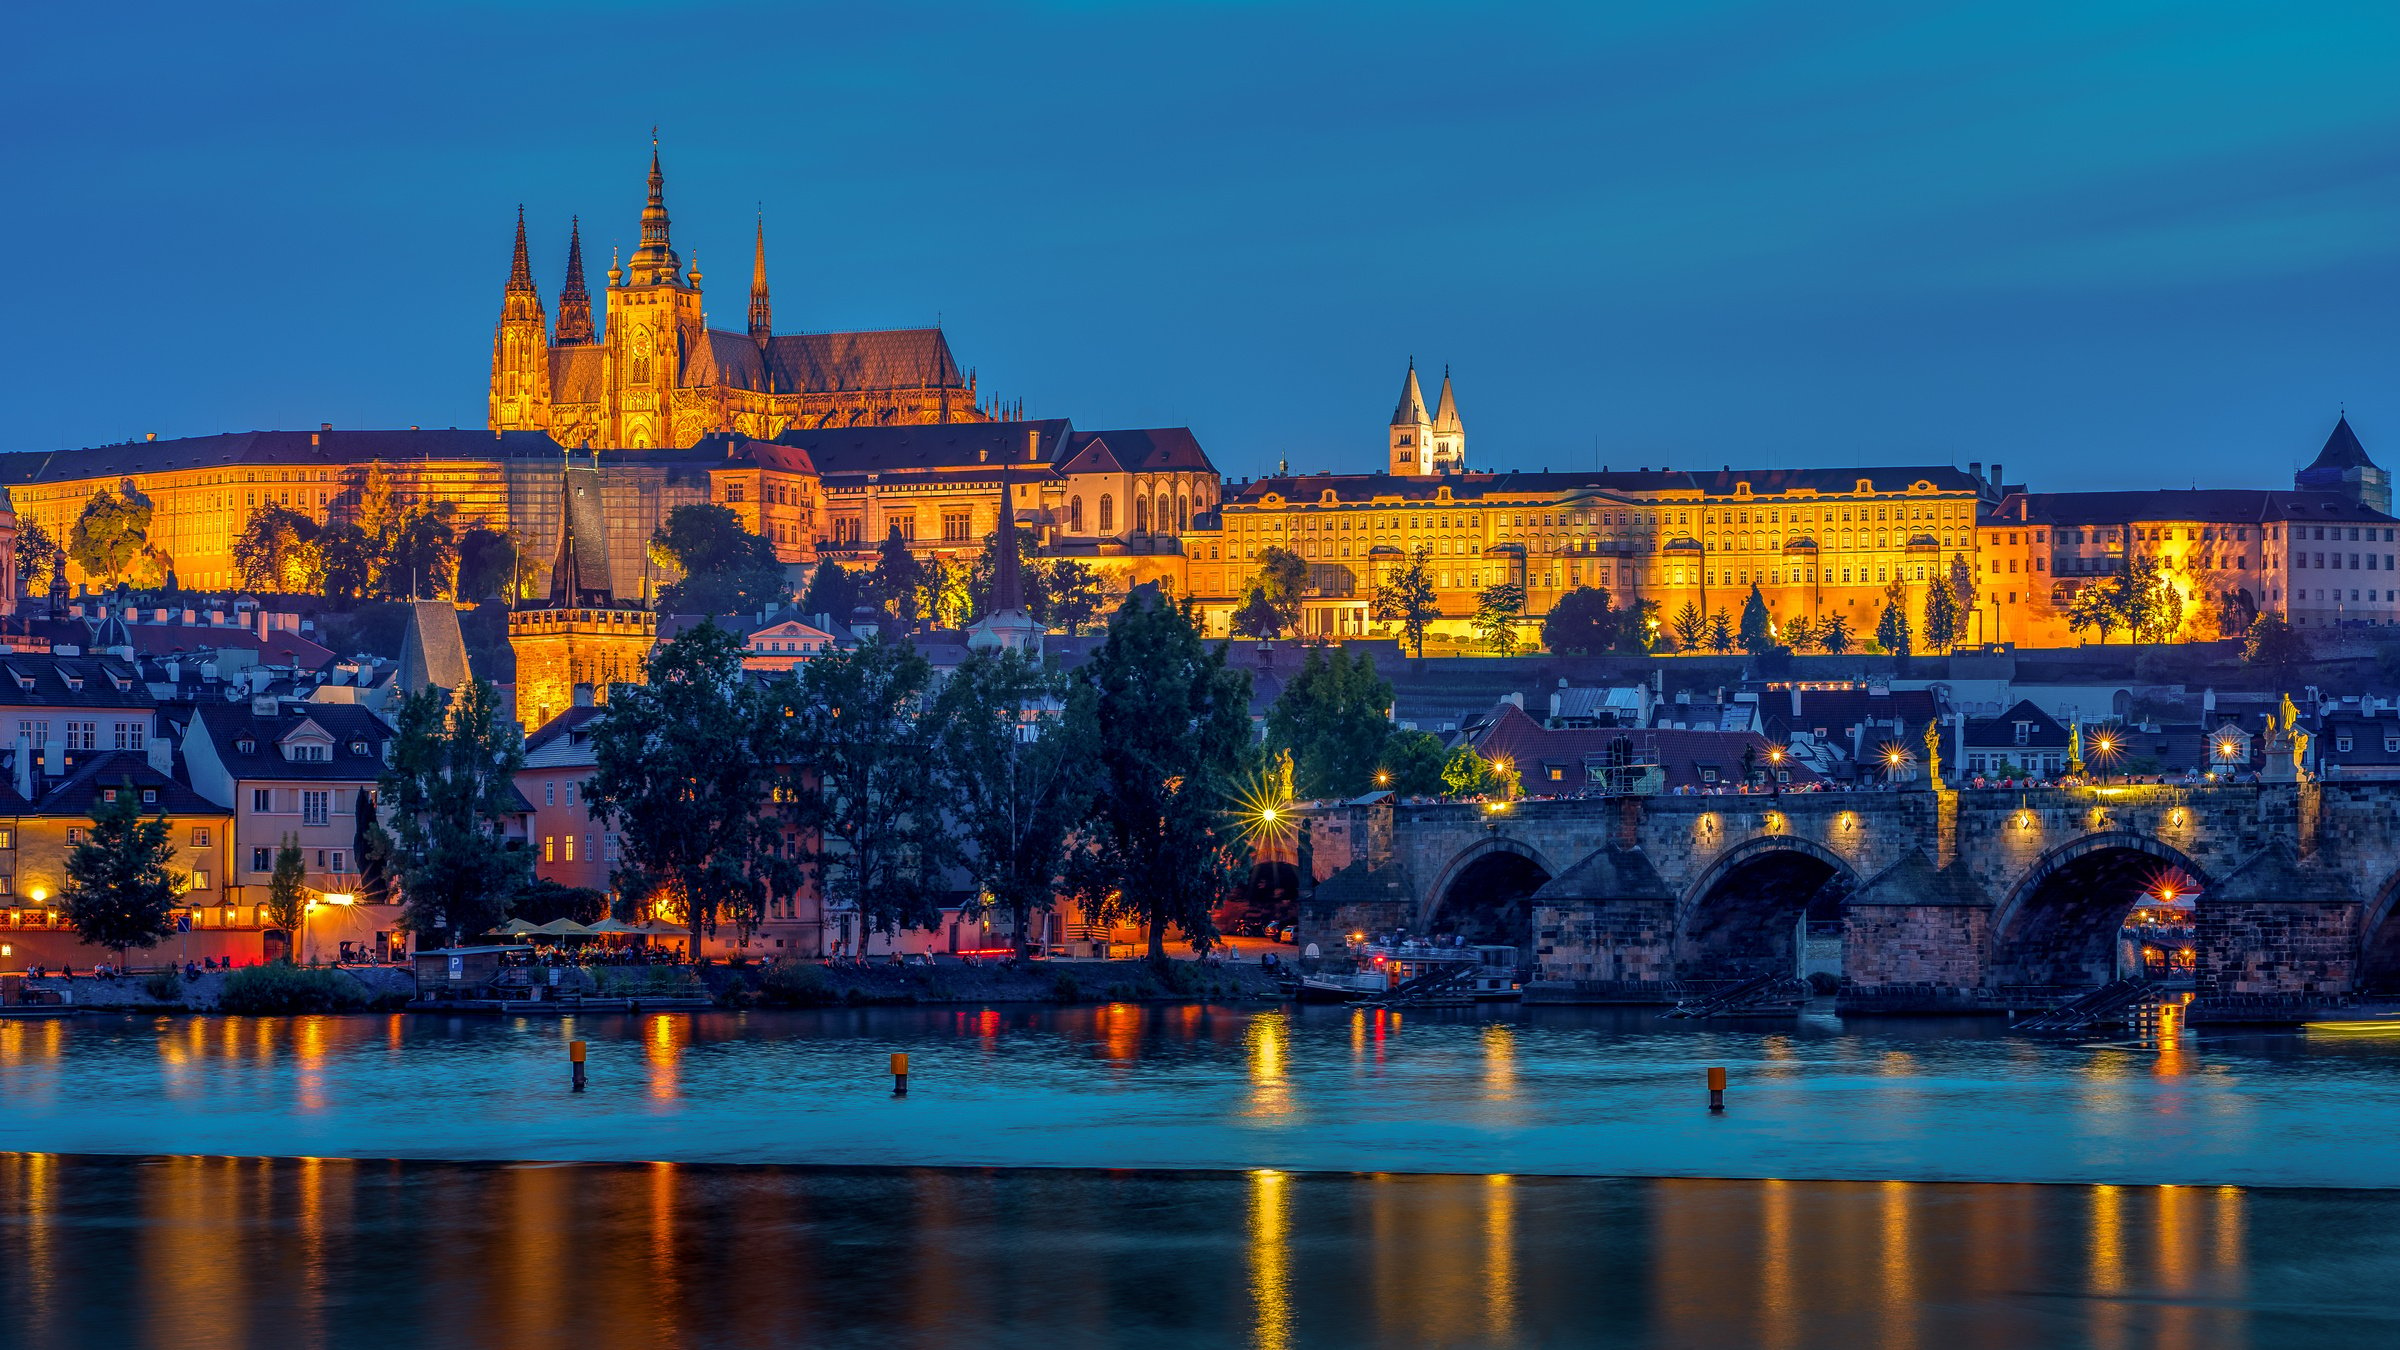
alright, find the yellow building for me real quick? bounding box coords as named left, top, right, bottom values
left=489, top=147, right=991, bottom=448
left=509, top=468, right=659, bottom=729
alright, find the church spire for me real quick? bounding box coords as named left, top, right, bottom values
left=748, top=213, right=773, bottom=342
left=628, top=131, right=682, bottom=285
left=507, top=206, right=535, bottom=293
left=991, top=458, right=1024, bottom=614
left=555, top=216, right=594, bottom=345
left=1433, top=365, right=1461, bottom=433
left=500, top=206, right=544, bottom=329
left=1390, top=357, right=1430, bottom=427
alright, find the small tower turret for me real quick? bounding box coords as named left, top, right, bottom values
left=1387, top=358, right=1434, bottom=475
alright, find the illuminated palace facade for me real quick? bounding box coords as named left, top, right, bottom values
left=490, top=147, right=993, bottom=448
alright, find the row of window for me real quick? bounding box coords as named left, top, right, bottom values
left=542, top=834, right=618, bottom=864
left=250, top=788, right=336, bottom=826
left=13, top=720, right=147, bottom=750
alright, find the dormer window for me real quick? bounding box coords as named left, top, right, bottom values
left=350, top=740, right=369, bottom=756
left=2337, top=736, right=2354, bottom=754
left=236, top=739, right=257, bottom=754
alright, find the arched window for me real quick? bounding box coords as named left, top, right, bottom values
left=1155, top=492, right=1170, bottom=534
left=1178, top=496, right=1190, bottom=532
left=1070, top=496, right=1084, bottom=532
left=1136, top=497, right=1151, bottom=534
left=1100, top=495, right=1114, bottom=533
left=630, top=327, right=654, bottom=385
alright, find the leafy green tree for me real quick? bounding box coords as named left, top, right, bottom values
left=70, top=486, right=154, bottom=587
left=317, top=522, right=377, bottom=604
left=379, top=678, right=536, bottom=942
left=2123, top=556, right=2184, bottom=645
left=1783, top=613, right=1818, bottom=653
left=1875, top=581, right=1912, bottom=656
left=1231, top=588, right=1288, bottom=640
left=1248, top=547, right=1309, bottom=633
left=266, top=838, right=308, bottom=960
left=456, top=527, right=536, bottom=603
left=1619, top=599, right=1662, bottom=653
left=15, top=520, right=61, bottom=597
left=2243, top=613, right=2311, bottom=685
left=869, top=527, right=926, bottom=626
left=1669, top=601, right=1707, bottom=652
left=587, top=623, right=783, bottom=950
left=967, top=529, right=1050, bottom=621
left=1737, top=585, right=1775, bottom=655
left=1266, top=647, right=1395, bottom=798
left=1949, top=554, right=1979, bottom=641
left=381, top=506, right=458, bottom=600
left=59, top=783, right=183, bottom=964
left=1542, top=585, right=1618, bottom=654
left=1819, top=611, right=1855, bottom=655
left=1923, top=574, right=1960, bottom=652
left=1440, top=747, right=1520, bottom=799
left=1372, top=547, right=1440, bottom=657
left=800, top=560, right=864, bottom=623
left=930, top=648, right=1090, bottom=958
left=1705, top=608, right=1736, bottom=654
left=232, top=504, right=321, bottom=593
left=1066, top=589, right=1253, bottom=968
left=1046, top=560, right=1110, bottom=636
left=1474, top=582, right=1526, bottom=656
left=919, top=555, right=972, bottom=628
left=1379, top=729, right=1449, bottom=796
left=2068, top=584, right=2121, bottom=644
left=650, top=503, right=789, bottom=616
left=773, top=635, right=954, bottom=940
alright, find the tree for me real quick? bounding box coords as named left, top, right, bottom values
left=379, top=678, right=536, bottom=942
left=652, top=503, right=789, bottom=616
left=232, top=504, right=323, bottom=593
left=930, top=648, right=1090, bottom=958
left=1819, top=611, right=1854, bottom=655
left=382, top=506, right=459, bottom=600
left=1783, top=613, right=1818, bottom=653
left=1379, top=729, right=1449, bottom=796
left=920, top=554, right=972, bottom=629
left=16, top=520, right=61, bottom=597
left=457, top=527, right=536, bottom=603
left=1372, top=547, right=1441, bottom=657
left=1923, top=574, right=1960, bottom=653
left=1440, top=747, right=1520, bottom=800
left=265, top=838, right=308, bottom=960
left=70, top=486, right=153, bottom=587
left=1670, top=601, right=1708, bottom=652
left=2242, top=614, right=2311, bottom=685
left=1066, top=589, right=1253, bottom=968
left=2123, top=556, right=2184, bottom=645
left=868, top=528, right=926, bottom=626
left=2068, top=584, right=2121, bottom=644
left=1542, top=585, right=1618, bottom=654
left=1046, top=561, right=1109, bottom=636
left=1619, top=599, right=1662, bottom=653
left=1474, top=582, right=1526, bottom=656
left=1266, top=647, right=1396, bottom=798
left=1737, top=585, right=1775, bottom=656
left=1705, top=608, right=1736, bottom=654
left=1231, top=588, right=1288, bottom=641
left=1949, top=554, right=1979, bottom=642
left=352, top=784, right=392, bottom=906
left=1248, top=547, right=1309, bottom=634
left=775, top=636, right=954, bottom=940
left=587, top=623, right=783, bottom=951
left=59, top=783, right=182, bottom=964
left=317, top=522, right=377, bottom=604
left=1875, top=581, right=1912, bottom=656
left=800, top=561, right=864, bottom=624
left=967, top=529, right=1051, bottom=622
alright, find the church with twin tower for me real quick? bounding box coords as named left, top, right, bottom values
left=490, top=143, right=991, bottom=449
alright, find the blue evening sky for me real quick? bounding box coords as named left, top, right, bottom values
left=9, top=1, right=2400, bottom=490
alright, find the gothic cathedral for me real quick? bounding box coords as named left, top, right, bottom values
left=490, top=145, right=989, bottom=448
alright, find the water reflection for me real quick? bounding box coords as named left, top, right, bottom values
left=1246, top=1010, right=1291, bottom=1119
left=0, top=1156, right=2372, bottom=1349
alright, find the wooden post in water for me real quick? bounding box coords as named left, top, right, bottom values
left=1706, top=1065, right=1726, bottom=1112
left=892, top=1052, right=910, bottom=1096
left=570, top=1040, right=587, bottom=1093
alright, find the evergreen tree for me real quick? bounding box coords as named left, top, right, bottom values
left=1705, top=608, right=1736, bottom=654
left=1046, top=561, right=1109, bottom=636
left=930, top=648, right=1090, bottom=958
left=1783, top=613, right=1818, bottom=653
left=869, top=527, right=927, bottom=626
left=266, top=838, right=308, bottom=960
left=775, top=635, right=954, bottom=939
left=351, top=785, right=391, bottom=905
left=1474, top=582, right=1526, bottom=656
left=1819, top=611, right=1855, bottom=655
left=800, top=561, right=864, bottom=624
left=1541, top=585, right=1618, bottom=654
left=2242, top=613, right=2311, bottom=684
left=1669, top=601, right=1708, bottom=652
left=1371, top=547, right=1441, bottom=657
left=1066, top=590, right=1253, bottom=968
left=1266, top=647, right=1396, bottom=798
left=379, top=678, right=536, bottom=941
left=1949, top=554, right=1979, bottom=641
left=59, top=783, right=182, bottom=964
left=587, top=623, right=783, bottom=950
left=1737, top=585, right=1775, bottom=655
left=1875, top=584, right=1913, bottom=656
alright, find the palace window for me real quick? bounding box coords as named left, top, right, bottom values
left=943, top=512, right=971, bottom=542
left=1100, top=495, right=1114, bottom=533
left=1070, top=497, right=1084, bottom=532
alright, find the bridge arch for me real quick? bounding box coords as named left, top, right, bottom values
left=1676, top=835, right=1859, bottom=979
left=1991, top=831, right=2213, bottom=989
left=1422, top=837, right=1560, bottom=949
left=2358, top=873, right=2400, bottom=996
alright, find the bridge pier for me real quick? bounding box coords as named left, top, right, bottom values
left=2192, top=843, right=2360, bottom=1017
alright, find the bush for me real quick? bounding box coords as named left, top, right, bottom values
left=758, top=963, right=839, bottom=1007
left=141, top=970, right=184, bottom=1002
left=1051, top=972, right=1082, bottom=1003
left=216, top=964, right=368, bottom=1015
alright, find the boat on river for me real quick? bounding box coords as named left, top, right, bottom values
left=1293, top=970, right=1390, bottom=1003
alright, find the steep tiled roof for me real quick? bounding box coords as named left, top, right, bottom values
left=32, top=750, right=228, bottom=817
left=0, top=655, right=153, bottom=710
left=398, top=600, right=471, bottom=694
left=1068, top=428, right=1215, bottom=474
left=779, top=420, right=1071, bottom=477
left=550, top=345, right=607, bottom=403
left=763, top=328, right=965, bottom=393
left=1985, top=488, right=2394, bottom=526
left=1224, top=464, right=1980, bottom=507
left=191, top=703, right=393, bottom=782
left=2305, top=415, right=2378, bottom=472
left=1464, top=704, right=1819, bottom=791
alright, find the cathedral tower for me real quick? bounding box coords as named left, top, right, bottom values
left=2297, top=414, right=2391, bottom=515
left=489, top=207, right=552, bottom=431
left=748, top=216, right=773, bottom=343
left=1428, top=366, right=1466, bottom=475
left=1388, top=359, right=1435, bottom=475
left=555, top=217, right=594, bottom=346
left=603, top=140, right=707, bottom=448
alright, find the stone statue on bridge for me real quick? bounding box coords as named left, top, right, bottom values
left=1923, top=718, right=1943, bottom=791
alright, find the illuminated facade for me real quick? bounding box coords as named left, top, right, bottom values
left=489, top=147, right=990, bottom=448
left=508, top=468, right=658, bottom=730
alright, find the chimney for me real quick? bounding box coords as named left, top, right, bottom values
left=1990, top=463, right=2004, bottom=488
left=251, top=693, right=278, bottom=716
left=1968, top=462, right=1981, bottom=481
left=42, top=740, right=62, bottom=780
left=2203, top=687, right=2217, bottom=720
left=146, top=737, right=172, bottom=776
left=12, top=741, right=29, bottom=803
left=1026, top=427, right=1040, bottom=463
left=572, top=683, right=596, bottom=708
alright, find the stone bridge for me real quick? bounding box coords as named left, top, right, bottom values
left=1295, top=782, right=2400, bottom=1010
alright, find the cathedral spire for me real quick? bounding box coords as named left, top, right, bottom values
left=1433, top=366, right=1461, bottom=433
left=748, top=213, right=773, bottom=342
left=629, top=131, right=682, bottom=285
left=1390, top=357, right=1429, bottom=427
left=499, top=206, right=544, bottom=328
left=507, top=206, right=535, bottom=293
left=555, top=216, right=594, bottom=345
